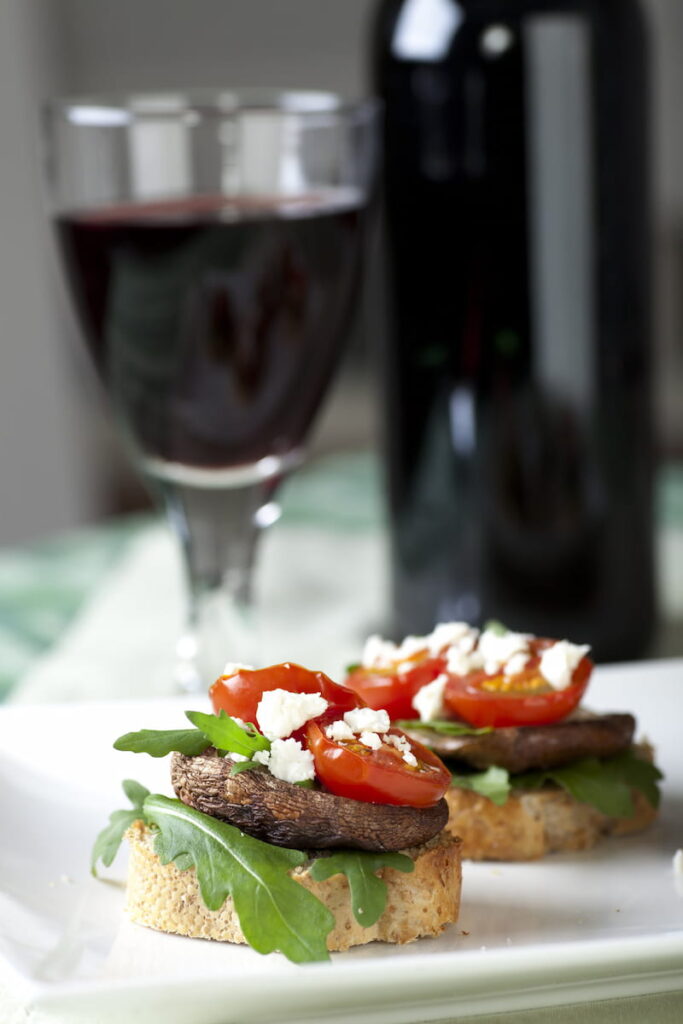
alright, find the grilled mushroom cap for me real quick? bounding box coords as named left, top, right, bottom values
left=402, top=712, right=636, bottom=773
left=171, top=749, right=448, bottom=852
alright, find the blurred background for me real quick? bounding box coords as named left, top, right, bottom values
left=1, top=0, right=681, bottom=548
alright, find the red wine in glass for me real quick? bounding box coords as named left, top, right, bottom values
left=57, top=191, right=365, bottom=482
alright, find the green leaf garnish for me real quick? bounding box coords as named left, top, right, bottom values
left=113, top=727, right=210, bottom=758
left=185, top=709, right=270, bottom=758
left=483, top=619, right=508, bottom=635
left=229, top=758, right=265, bottom=776
left=450, top=766, right=512, bottom=806
left=143, top=794, right=334, bottom=963
left=345, top=662, right=361, bottom=674
left=515, top=751, right=663, bottom=817
left=396, top=719, right=493, bottom=737
left=91, top=779, right=150, bottom=876
left=309, top=850, right=414, bottom=927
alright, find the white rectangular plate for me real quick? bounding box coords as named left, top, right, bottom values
left=1, top=660, right=682, bottom=1023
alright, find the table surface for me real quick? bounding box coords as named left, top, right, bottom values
left=1, top=451, right=682, bottom=1023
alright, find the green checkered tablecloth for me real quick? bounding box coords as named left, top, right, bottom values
left=0, top=452, right=387, bottom=702
left=1, top=453, right=682, bottom=704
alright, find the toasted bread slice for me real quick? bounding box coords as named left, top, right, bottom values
left=125, top=822, right=462, bottom=951
left=445, top=785, right=657, bottom=861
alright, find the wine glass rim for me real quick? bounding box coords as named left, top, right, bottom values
left=46, top=88, right=381, bottom=126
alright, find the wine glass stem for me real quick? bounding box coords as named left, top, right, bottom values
left=158, top=479, right=270, bottom=691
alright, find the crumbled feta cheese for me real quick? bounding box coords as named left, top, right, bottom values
left=426, top=622, right=476, bottom=655
left=396, top=659, right=418, bottom=676
left=361, top=634, right=398, bottom=669
left=325, top=719, right=355, bottom=742
left=261, top=738, right=316, bottom=783
left=253, top=749, right=271, bottom=766
left=359, top=730, right=383, bottom=750
left=229, top=751, right=249, bottom=763
left=456, top=630, right=478, bottom=655
left=539, top=640, right=591, bottom=690
left=395, top=634, right=429, bottom=661
left=478, top=629, right=531, bottom=674
left=504, top=652, right=530, bottom=677
left=385, top=732, right=411, bottom=754
left=412, top=673, right=449, bottom=722
left=446, top=646, right=484, bottom=676
left=222, top=662, right=254, bottom=677
left=673, top=850, right=683, bottom=875
left=256, top=689, right=328, bottom=740
left=384, top=731, right=418, bottom=765
left=344, top=707, right=391, bottom=735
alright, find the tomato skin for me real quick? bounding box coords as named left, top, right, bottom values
left=305, top=722, right=451, bottom=807
left=345, top=657, right=445, bottom=720
left=443, top=654, right=593, bottom=728
left=209, top=662, right=359, bottom=724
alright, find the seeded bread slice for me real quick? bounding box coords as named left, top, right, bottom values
left=445, top=785, right=657, bottom=861
left=125, top=822, right=462, bottom=951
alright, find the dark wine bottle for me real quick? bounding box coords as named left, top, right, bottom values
left=372, top=0, right=654, bottom=661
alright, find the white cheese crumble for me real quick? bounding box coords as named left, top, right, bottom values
left=385, top=731, right=419, bottom=765
left=539, top=640, right=590, bottom=690
left=361, top=634, right=399, bottom=669
left=229, top=751, right=249, bottom=763
left=255, top=738, right=316, bottom=784
left=385, top=732, right=410, bottom=754
left=256, top=689, right=328, bottom=740
left=325, top=719, right=355, bottom=742
left=343, top=707, right=391, bottom=735
left=427, top=621, right=476, bottom=654
left=504, top=652, right=530, bottom=677
left=222, top=662, right=254, bottom=677
left=361, top=622, right=480, bottom=670
left=412, top=673, right=449, bottom=722
left=477, top=629, right=531, bottom=674
left=395, top=634, right=429, bottom=661
left=358, top=621, right=592, bottom=707
left=446, top=646, right=484, bottom=676
left=359, top=730, right=383, bottom=750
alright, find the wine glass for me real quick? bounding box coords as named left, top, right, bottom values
left=44, top=89, right=379, bottom=690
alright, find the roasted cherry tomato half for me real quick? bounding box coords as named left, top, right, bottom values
left=209, top=662, right=359, bottom=724
left=305, top=721, right=451, bottom=807
left=443, top=642, right=593, bottom=728
left=344, top=656, right=446, bottom=721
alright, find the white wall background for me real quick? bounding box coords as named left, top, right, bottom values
left=0, top=0, right=681, bottom=547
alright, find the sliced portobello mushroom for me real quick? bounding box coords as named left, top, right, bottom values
left=402, top=712, right=636, bottom=773
left=171, top=749, right=448, bottom=852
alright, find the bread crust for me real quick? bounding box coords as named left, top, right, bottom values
left=125, top=822, right=462, bottom=951
left=445, top=785, right=657, bottom=861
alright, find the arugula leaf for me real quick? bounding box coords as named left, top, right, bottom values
left=345, top=662, right=361, bottom=674
left=483, top=619, right=508, bottom=635
left=113, top=728, right=210, bottom=758
left=143, top=794, right=335, bottom=963
left=185, top=710, right=270, bottom=758
left=450, top=766, right=511, bottom=806
left=396, top=719, right=492, bottom=737
left=515, top=751, right=663, bottom=817
left=229, top=758, right=265, bottom=776
left=91, top=779, right=149, bottom=876
left=608, top=751, right=663, bottom=808
left=309, top=850, right=414, bottom=927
